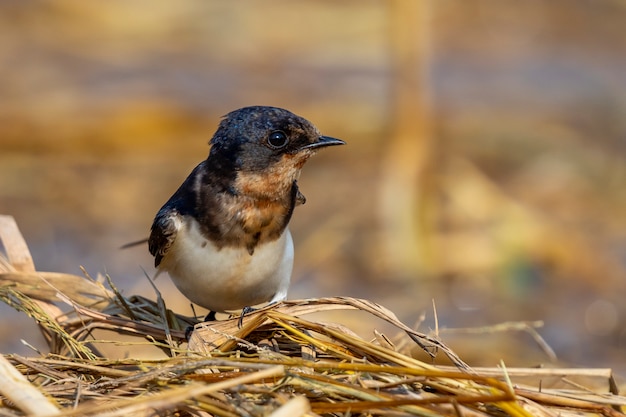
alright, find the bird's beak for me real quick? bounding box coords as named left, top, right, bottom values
left=299, top=136, right=346, bottom=151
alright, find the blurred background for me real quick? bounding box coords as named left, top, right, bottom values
left=2, top=1, right=626, bottom=376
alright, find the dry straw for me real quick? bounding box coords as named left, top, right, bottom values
left=0, top=214, right=623, bottom=416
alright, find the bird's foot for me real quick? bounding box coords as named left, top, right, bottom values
left=236, top=302, right=282, bottom=328
left=204, top=311, right=217, bottom=322
left=185, top=310, right=217, bottom=340
left=184, top=326, right=194, bottom=341
left=237, top=306, right=256, bottom=328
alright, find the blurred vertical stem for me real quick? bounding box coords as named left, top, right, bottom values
left=380, top=0, right=435, bottom=278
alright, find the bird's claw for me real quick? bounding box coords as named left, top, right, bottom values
left=238, top=306, right=256, bottom=328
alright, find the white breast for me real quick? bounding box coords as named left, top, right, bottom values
left=158, top=216, right=293, bottom=312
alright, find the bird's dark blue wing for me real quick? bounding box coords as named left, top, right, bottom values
left=148, top=209, right=179, bottom=267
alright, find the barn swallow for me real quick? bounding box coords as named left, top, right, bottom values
left=148, top=106, right=344, bottom=326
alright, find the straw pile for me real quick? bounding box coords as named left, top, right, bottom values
left=0, top=214, right=624, bottom=417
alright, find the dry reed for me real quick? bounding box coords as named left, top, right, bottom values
left=0, top=215, right=623, bottom=417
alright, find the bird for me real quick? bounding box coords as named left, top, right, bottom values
left=147, top=106, right=345, bottom=325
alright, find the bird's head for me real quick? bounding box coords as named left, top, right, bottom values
left=208, top=106, right=344, bottom=198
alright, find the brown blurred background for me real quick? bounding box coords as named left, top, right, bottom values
left=2, top=1, right=626, bottom=375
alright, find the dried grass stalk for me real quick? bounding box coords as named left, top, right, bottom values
left=0, top=355, right=60, bottom=416
left=1, top=214, right=624, bottom=417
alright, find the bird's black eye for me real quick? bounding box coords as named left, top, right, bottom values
left=267, top=131, right=289, bottom=149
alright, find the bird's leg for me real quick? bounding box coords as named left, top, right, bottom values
left=237, top=306, right=256, bottom=328
left=204, top=311, right=217, bottom=322
left=184, top=326, right=194, bottom=341
left=185, top=310, right=217, bottom=340
left=237, top=302, right=283, bottom=328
